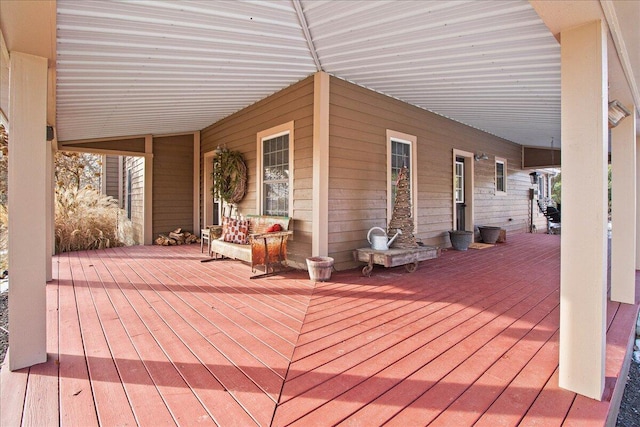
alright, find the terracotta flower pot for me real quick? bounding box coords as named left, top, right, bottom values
left=306, top=257, right=334, bottom=282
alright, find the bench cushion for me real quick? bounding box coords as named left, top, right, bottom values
left=210, top=239, right=251, bottom=263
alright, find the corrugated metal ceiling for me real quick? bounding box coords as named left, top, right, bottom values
left=56, top=0, right=560, bottom=147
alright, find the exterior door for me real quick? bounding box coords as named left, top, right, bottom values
left=455, top=156, right=466, bottom=230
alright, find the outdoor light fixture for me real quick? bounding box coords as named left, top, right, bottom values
left=529, top=171, right=539, bottom=185
left=608, top=100, right=631, bottom=128
left=474, top=152, right=489, bottom=161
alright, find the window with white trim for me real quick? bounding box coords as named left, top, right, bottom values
left=455, top=159, right=464, bottom=203
left=257, top=122, right=294, bottom=216
left=391, top=139, right=411, bottom=202
left=386, top=130, right=418, bottom=229
left=495, top=157, right=506, bottom=193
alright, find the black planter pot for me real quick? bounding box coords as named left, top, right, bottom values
left=449, top=230, right=473, bottom=251
left=478, top=226, right=502, bottom=244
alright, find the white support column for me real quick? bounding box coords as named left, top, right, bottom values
left=636, top=133, right=640, bottom=269
left=143, top=136, right=153, bottom=245
left=559, top=20, right=608, bottom=400
left=611, top=106, right=637, bottom=304
left=45, top=139, right=54, bottom=282
left=193, top=131, right=201, bottom=233
left=312, top=71, right=330, bottom=256
left=8, top=52, right=48, bottom=370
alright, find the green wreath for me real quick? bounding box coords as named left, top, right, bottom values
left=211, top=149, right=247, bottom=205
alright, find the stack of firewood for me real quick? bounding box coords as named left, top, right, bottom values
left=155, top=228, right=200, bottom=246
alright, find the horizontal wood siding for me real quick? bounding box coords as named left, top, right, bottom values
left=125, top=156, right=144, bottom=245
left=61, top=138, right=146, bottom=153
left=104, top=155, right=120, bottom=201
left=152, top=134, right=194, bottom=238
left=329, top=76, right=544, bottom=269
left=200, top=77, right=314, bottom=267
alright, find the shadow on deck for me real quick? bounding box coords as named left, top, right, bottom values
left=1, top=232, right=638, bottom=426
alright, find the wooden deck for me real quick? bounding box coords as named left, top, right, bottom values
left=1, top=233, right=638, bottom=426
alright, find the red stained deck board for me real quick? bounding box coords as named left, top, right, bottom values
left=274, top=268, right=558, bottom=425
left=282, top=275, right=560, bottom=426
left=4, top=234, right=639, bottom=427
left=285, top=267, right=540, bottom=387
left=0, top=364, right=28, bottom=427
left=87, top=253, right=258, bottom=427
left=92, top=251, right=258, bottom=423
left=344, top=290, right=560, bottom=426
left=159, top=263, right=303, bottom=349
left=563, top=298, right=640, bottom=426
left=133, top=250, right=298, bottom=372
left=21, top=278, right=61, bottom=427
left=77, top=253, right=178, bottom=426
left=518, top=368, right=574, bottom=427
left=110, top=250, right=288, bottom=386
left=97, top=248, right=280, bottom=426
left=472, top=330, right=561, bottom=427
left=73, top=251, right=139, bottom=426
left=104, top=251, right=285, bottom=410
left=58, top=253, right=100, bottom=426
left=197, top=261, right=309, bottom=320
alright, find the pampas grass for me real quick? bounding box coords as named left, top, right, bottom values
left=55, top=186, right=131, bottom=253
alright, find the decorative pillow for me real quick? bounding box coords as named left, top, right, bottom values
left=267, top=223, right=282, bottom=232
left=223, top=218, right=249, bottom=244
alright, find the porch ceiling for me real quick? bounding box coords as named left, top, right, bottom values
left=52, top=0, right=638, bottom=147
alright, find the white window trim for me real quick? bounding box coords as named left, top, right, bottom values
left=455, top=158, right=465, bottom=203
left=386, top=129, right=418, bottom=231
left=256, top=121, right=294, bottom=216
left=495, top=157, right=507, bottom=194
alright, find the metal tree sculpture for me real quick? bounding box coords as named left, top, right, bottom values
left=388, top=166, right=418, bottom=248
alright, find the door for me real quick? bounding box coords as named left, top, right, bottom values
left=455, top=156, right=466, bottom=230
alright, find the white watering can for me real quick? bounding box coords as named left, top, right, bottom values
left=367, top=227, right=402, bottom=251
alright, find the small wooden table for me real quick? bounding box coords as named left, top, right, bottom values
left=353, top=246, right=440, bottom=277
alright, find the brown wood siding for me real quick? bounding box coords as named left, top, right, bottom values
left=152, top=134, right=194, bottom=238
left=200, top=77, right=315, bottom=267
left=125, top=156, right=145, bottom=245
left=104, top=155, right=120, bottom=201
left=328, top=76, right=547, bottom=269
left=523, top=146, right=561, bottom=168
left=60, top=137, right=146, bottom=153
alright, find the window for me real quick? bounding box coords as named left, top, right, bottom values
left=257, top=122, right=294, bottom=216
left=391, top=139, right=412, bottom=202
left=126, top=168, right=132, bottom=219
left=538, top=173, right=548, bottom=199
left=455, top=158, right=464, bottom=203
left=495, top=157, right=506, bottom=193
left=386, top=130, right=417, bottom=229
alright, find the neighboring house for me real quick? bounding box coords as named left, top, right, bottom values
left=201, top=73, right=550, bottom=270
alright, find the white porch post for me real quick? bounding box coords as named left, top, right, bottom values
left=143, top=135, right=153, bottom=245
left=636, top=132, right=640, bottom=269
left=312, top=71, right=330, bottom=256
left=8, top=52, right=49, bottom=370
left=611, top=106, right=637, bottom=304
left=559, top=21, right=608, bottom=400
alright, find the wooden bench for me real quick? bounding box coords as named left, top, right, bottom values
left=205, top=215, right=293, bottom=279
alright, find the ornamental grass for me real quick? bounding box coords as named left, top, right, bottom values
left=55, top=187, right=132, bottom=253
